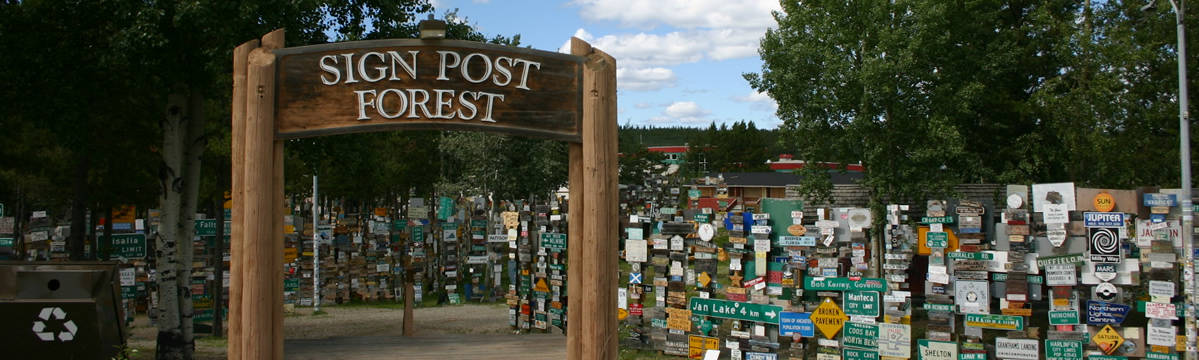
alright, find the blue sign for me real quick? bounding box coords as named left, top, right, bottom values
left=1087, top=300, right=1130, bottom=325
left=745, top=352, right=779, bottom=360
left=778, top=235, right=817, bottom=247
left=1084, top=212, right=1125, bottom=228
left=1151, top=214, right=1167, bottom=223
left=779, top=311, right=815, bottom=337
left=1144, top=193, right=1178, bottom=207
left=629, top=272, right=642, bottom=284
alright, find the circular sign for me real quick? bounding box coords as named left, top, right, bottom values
left=1094, top=192, right=1116, bottom=212
left=698, top=223, right=715, bottom=241
left=1007, top=194, right=1024, bottom=209
left=1095, top=282, right=1119, bottom=301
left=788, top=224, right=807, bottom=236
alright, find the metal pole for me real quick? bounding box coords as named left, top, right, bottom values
left=313, top=175, right=321, bottom=313
left=1171, top=1, right=1196, bottom=358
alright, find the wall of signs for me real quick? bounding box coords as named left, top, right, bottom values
left=617, top=183, right=1195, bottom=360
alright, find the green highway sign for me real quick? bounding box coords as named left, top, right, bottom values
left=843, top=322, right=878, bottom=349
left=1148, top=352, right=1180, bottom=360
left=921, top=216, right=954, bottom=224
left=1090, top=356, right=1129, bottom=360
left=689, top=297, right=782, bottom=324
left=947, top=251, right=993, bottom=260
left=923, top=303, right=955, bottom=312
left=0, top=237, right=12, bottom=248
left=195, top=219, right=218, bottom=237
left=926, top=232, right=948, bottom=248
left=285, top=278, right=300, bottom=291
left=1045, top=340, right=1083, bottom=360
left=844, top=348, right=879, bottom=360
left=804, top=277, right=887, bottom=291
left=107, top=233, right=147, bottom=259
left=844, top=291, right=880, bottom=317
left=695, top=213, right=711, bottom=223
left=1048, top=310, right=1079, bottom=325
left=964, top=314, right=1024, bottom=330
left=540, top=232, right=567, bottom=249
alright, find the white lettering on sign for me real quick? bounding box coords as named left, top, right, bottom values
left=316, top=50, right=544, bottom=123
left=994, top=338, right=1038, bottom=360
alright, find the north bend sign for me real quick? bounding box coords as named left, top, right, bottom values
left=274, top=40, right=584, bottom=141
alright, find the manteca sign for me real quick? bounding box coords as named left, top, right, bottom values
left=274, top=40, right=584, bottom=142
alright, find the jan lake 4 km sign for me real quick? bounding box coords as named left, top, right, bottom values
left=689, top=297, right=781, bottom=324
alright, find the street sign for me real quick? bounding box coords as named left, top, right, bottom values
left=917, top=339, right=957, bottom=360
left=946, top=251, right=993, bottom=260
left=1092, top=324, right=1125, bottom=355
left=1048, top=310, right=1079, bottom=325
left=842, top=321, right=878, bottom=349
left=926, top=232, right=948, bottom=248
left=1143, top=193, right=1177, bottom=207
left=811, top=298, right=848, bottom=338
left=1045, top=339, right=1083, bottom=360
left=778, top=235, right=817, bottom=247
left=804, top=277, right=887, bottom=291
left=1036, top=253, right=1085, bottom=268
left=921, top=216, right=955, bottom=224
left=964, top=314, right=1024, bottom=330
left=689, top=297, right=782, bottom=324
left=843, top=348, right=879, bottom=360
left=844, top=291, right=879, bottom=317
left=195, top=219, right=218, bottom=237
left=539, top=232, right=567, bottom=249
left=779, top=312, right=814, bottom=337
left=106, top=234, right=146, bottom=259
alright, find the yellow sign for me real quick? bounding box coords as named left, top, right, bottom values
left=283, top=248, right=298, bottom=263
left=112, top=205, right=136, bottom=224
left=1092, top=324, right=1125, bottom=355
left=534, top=278, right=550, bottom=293
left=666, top=307, right=692, bottom=331
left=617, top=308, right=628, bottom=321
left=698, top=272, right=712, bottom=288
left=811, top=297, right=848, bottom=338
left=688, top=335, right=720, bottom=358
left=374, top=207, right=388, bottom=217
left=1094, top=192, right=1116, bottom=212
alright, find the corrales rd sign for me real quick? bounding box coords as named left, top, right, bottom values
left=274, top=40, right=583, bottom=141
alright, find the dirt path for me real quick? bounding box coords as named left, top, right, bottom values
left=127, top=304, right=567, bottom=359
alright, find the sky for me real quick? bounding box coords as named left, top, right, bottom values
left=427, top=0, right=783, bottom=129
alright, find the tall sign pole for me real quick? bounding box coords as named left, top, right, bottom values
left=312, top=175, right=320, bottom=313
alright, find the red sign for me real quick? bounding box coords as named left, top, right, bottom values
left=630, top=303, right=643, bottom=316
left=743, top=276, right=765, bottom=288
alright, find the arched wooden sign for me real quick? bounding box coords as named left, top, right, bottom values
left=229, top=30, right=617, bottom=360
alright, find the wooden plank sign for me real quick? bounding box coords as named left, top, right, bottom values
left=274, top=40, right=583, bottom=142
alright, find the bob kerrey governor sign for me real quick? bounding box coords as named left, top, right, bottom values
left=274, top=40, right=583, bottom=142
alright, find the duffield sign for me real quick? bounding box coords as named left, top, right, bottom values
left=273, top=40, right=583, bottom=142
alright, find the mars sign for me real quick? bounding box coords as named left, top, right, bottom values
left=228, top=30, right=617, bottom=360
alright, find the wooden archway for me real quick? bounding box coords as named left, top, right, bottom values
left=228, top=30, right=617, bottom=359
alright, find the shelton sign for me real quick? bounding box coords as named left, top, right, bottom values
left=274, top=40, right=583, bottom=141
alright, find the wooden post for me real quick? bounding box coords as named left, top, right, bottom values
left=260, top=29, right=286, bottom=360
left=228, top=37, right=258, bottom=360
left=567, top=143, right=584, bottom=356
left=571, top=37, right=619, bottom=360
left=242, top=45, right=278, bottom=360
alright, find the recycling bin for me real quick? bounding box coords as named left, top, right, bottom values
left=0, top=261, right=125, bottom=359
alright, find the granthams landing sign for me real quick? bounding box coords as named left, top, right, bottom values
left=273, top=40, right=583, bottom=142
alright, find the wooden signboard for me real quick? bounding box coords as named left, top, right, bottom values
left=273, top=40, right=583, bottom=142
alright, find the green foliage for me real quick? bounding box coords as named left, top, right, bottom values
left=683, top=121, right=778, bottom=176
left=747, top=0, right=1198, bottom=203
left=619, top=145, right=666, bottom=186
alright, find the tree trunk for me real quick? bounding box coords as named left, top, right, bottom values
left=69, top=153, right=89, bottom=260
left=156, top=88, right=206, bottom=360
left=156, top=92, right=187, bottom=360
left=211, top=198, right=224, bottom=337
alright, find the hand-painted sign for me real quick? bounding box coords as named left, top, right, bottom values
left=1087, top=300, right=1131, bottom=325
left=779, top=311, right=814, bottom=337
left=689, top=297, right=782, bottom=324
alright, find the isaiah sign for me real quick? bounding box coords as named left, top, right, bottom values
left=274, top=40, right=583, bottom=141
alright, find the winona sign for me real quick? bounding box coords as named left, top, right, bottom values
left=274, top=40, right=583, bottom=141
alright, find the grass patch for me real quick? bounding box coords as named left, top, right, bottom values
left=312, top=309, right=328, bottom=316
left=195, top=336, right=227, bottom=348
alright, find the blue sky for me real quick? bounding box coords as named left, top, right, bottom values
left=428, top=0, right=783, bottom=129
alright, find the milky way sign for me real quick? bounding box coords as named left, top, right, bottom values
left=274, top=40, right=583, bottom=142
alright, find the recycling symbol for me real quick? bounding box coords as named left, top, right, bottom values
left=32, top=307, right=77, bottom=342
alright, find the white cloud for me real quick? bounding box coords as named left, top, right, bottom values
left=572, top=28, right=763, bottom=68
left=650, top=101, right=711, bottom=124
left=571, top=0, right=779, bottom=30
left=733, top=90, right=778, bottom=112
left=634, top=102, right=654, bottom=109
left=618, top=67, right=677, bottom=91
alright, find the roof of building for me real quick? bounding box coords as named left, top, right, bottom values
left=704, top=171, right=864, bottom=187
left=647, top=146, right=689, bottom=153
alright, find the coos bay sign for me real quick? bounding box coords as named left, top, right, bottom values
left=274, top=40, right=583, bottom=141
